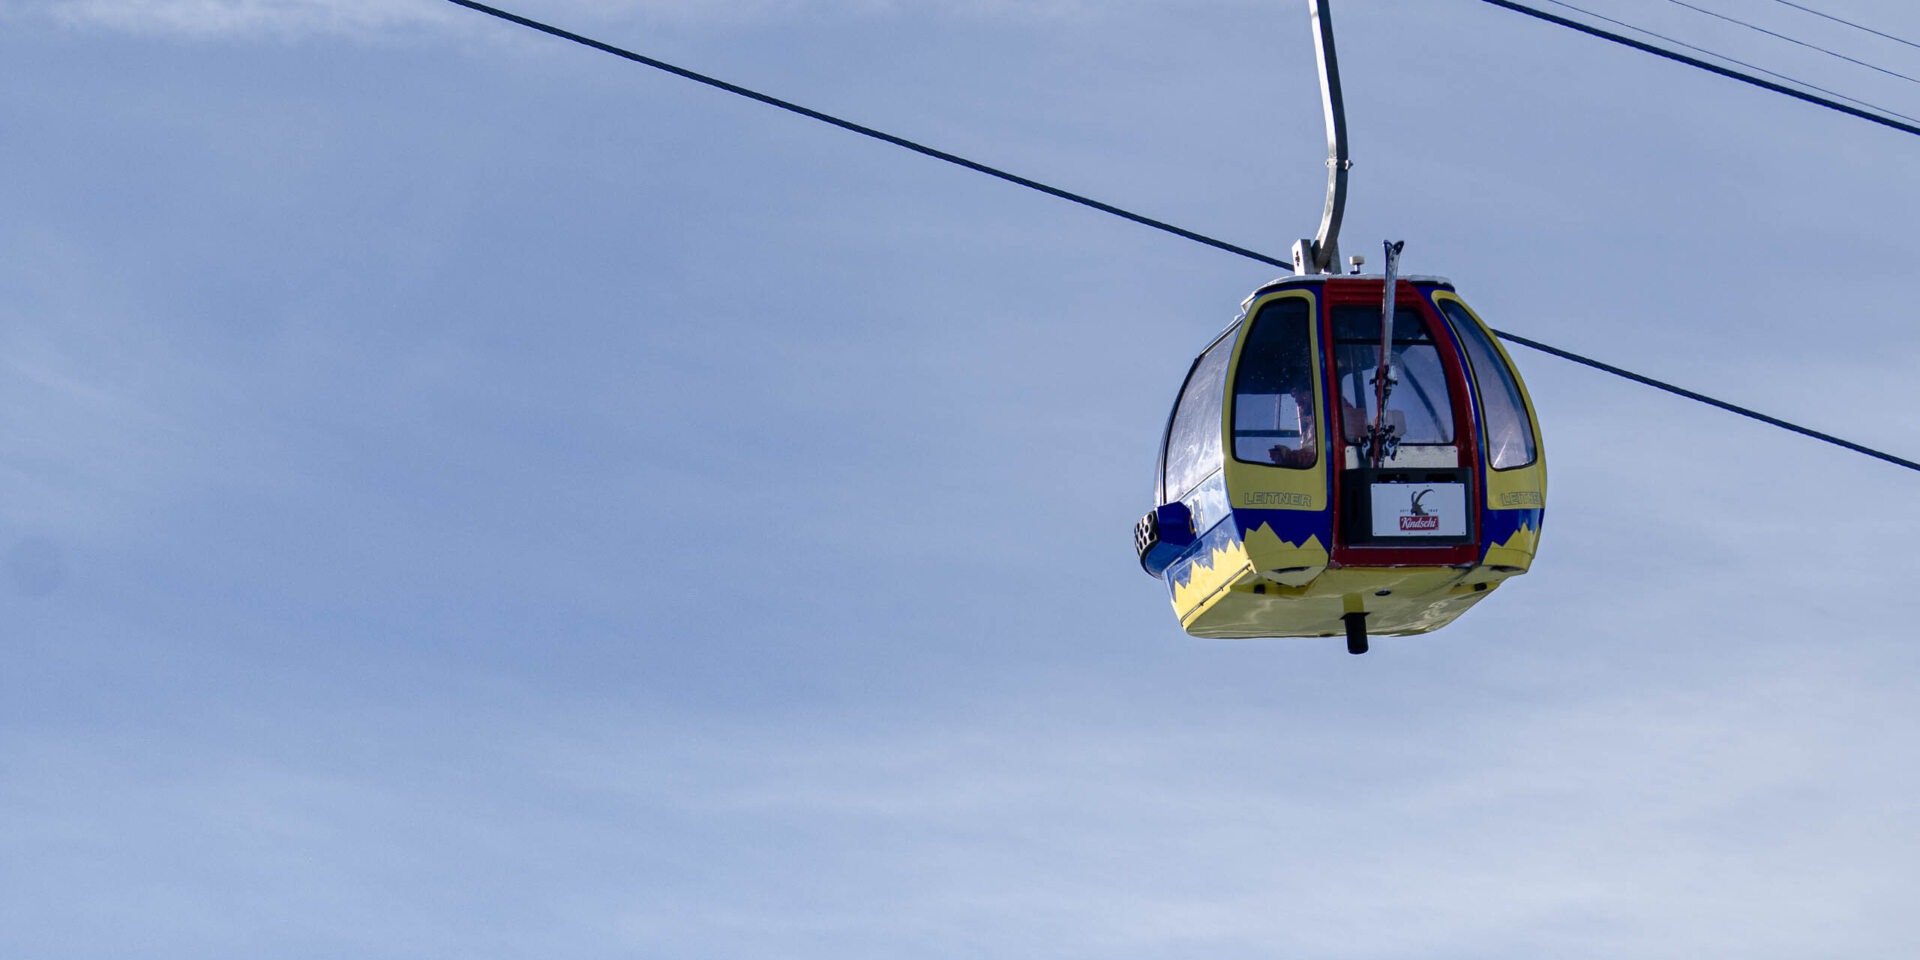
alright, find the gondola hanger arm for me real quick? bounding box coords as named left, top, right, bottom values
left=1293, top=0, right=1351, bottom=276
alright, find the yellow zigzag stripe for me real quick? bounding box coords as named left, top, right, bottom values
left=1170, top=525, right=1330, bottom=616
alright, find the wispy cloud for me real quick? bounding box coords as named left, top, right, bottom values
left=17, top=0, right=1209, bottom=39
left=27, top=0, right=451, bottom=37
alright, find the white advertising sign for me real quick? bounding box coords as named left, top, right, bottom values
left=1371, top=482, right=1467, bottom=538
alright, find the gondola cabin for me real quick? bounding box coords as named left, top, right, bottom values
left=1134, top=274, right=1545, bottom=652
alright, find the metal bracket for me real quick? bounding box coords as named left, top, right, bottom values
left=1291, top=239, right=1316, bottom=276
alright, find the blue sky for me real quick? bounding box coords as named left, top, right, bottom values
left=5, top=0, right=1920, bottom=956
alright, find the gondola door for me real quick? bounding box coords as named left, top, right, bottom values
left=1320, top=280, right=1481, bottom=568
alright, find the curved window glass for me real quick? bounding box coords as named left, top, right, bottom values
left=1231, top=298, right=1317, bottom=468
left=1438, top=299, right=1537, bottom=470
left=1162, top=330, right=1234, bottom=501
left=1331, top=305, right=1455, bottom=447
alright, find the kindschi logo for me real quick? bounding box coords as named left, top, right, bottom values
left=1399, top=488, right=1439, bottom=531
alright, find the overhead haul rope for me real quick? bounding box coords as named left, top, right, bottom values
left=441, top=0, right=1291, bottom=273
left=440, top=0, right=1920, bottom=475
left=1657, top=0, right=1920, bottom=89
left=1495, top=332, right=1920, bottom=472
left=1520, top=0, right=1912, bottom=123
left=1765, top=0, right=1920, bottom=53
left=1476, top=0, right=1920, bottom=136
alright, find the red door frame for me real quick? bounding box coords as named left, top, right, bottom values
left=1320, top=279, right=1483, bottom=568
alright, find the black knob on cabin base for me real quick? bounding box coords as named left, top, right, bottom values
left=1343, top=612, right=1369, bottom=655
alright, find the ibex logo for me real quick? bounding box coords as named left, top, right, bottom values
left=1399, top=487, right=1441, bottom=531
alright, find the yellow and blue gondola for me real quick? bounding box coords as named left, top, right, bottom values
left=1134, top=274, right=1546, bottom=653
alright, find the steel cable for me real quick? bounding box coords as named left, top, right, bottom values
left=1659, top=0, right=1920, bottom=88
